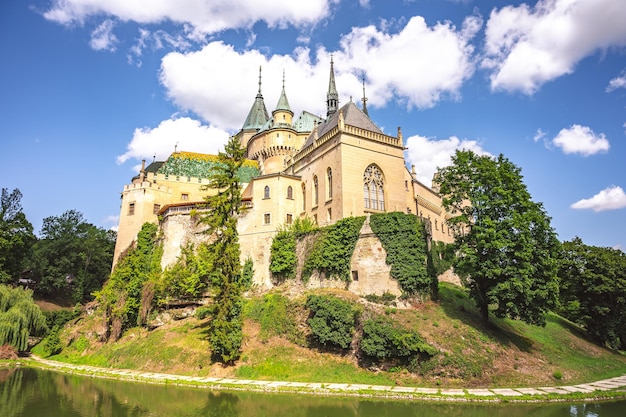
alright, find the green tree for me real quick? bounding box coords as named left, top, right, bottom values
left=0, top=188, right=35, bottom=284
left=558, top=238, right=626, bottom=349
left=96, top=222, right=162, bottom=340
left=0, top=284, right=47, bottom=351
left=199, top=136, right=246, bottom=363
left=435, top=150, right=560, bottom=325
left=306, top=294, right=360, bottom=350
left=30, top=210, right=115, bottom=302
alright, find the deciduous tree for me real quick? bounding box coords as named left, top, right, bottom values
left=0, top=284, right=47, bottom=351
left=0, top=188, right=35, bottom=283
left=435, top=150, right=559, bottom=325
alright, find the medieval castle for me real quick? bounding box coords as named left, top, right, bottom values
left=113, top=60, right=455, bottom=295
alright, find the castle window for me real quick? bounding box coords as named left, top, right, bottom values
left=264, top=185, right=270, bottom=199
left=286, top=213, right=293, bottom=224
left=326, top=168, right=333, bottom=200
left=128, top=203, right=135, bottom=216
left=313, top=175, right=319, bottom=207
left=352, top=271, right=359, bottom=281
left=287, top=186, right=293, bottom=200
left=327, top=208, right=332, bottom=222
left=181, top=193, right=189, bottom=201
left=363, top=164, right=385, bottom=211
left=301, top=184, right=306, bottom=211
left=264, top=213, right=271, bottom=225
left=153, top=204, right=160, bottom=215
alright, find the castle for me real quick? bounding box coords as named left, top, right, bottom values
left=113, top=60, right=455, bottom=293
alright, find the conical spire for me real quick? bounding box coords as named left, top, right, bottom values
left=275, top=69, right=292, bottom=113
left=361, top=76, right=369, bottom=117
left=242, top=66, right=270, bottom=130
left=326, top=56, right=338, bottom=117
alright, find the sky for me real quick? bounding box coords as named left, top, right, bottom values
left=1, top=0, right=625, bottom=250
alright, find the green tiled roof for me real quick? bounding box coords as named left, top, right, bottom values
left=158, top=152, right=259, bottom=183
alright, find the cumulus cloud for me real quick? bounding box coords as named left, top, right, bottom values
left=159, top=15, right=481, bottom=131
left=44, top=0, right=334, bottom=34
left=482, top=0, right=626, bottom=94
left=606, top=70, right=626, bottom=92
left=404, top=135, right=490, bottom=185
left=89, top=19, right=118, bottom=51
left=116, top=117, right=229, bottom=167
left=551, top=124, right=610, bottom=156
left=571, top=185, right=626, bottom=212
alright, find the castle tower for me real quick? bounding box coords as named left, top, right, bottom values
left=238, top=66, right=270, bottom=153
left=272, top=70, right=294, bottom=127
left=326, top=57, right=339, bottom=117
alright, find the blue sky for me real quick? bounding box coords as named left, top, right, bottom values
left=1, top=0, right=625, bottom=250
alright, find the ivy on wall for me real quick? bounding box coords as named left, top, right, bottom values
left=302, top=216, right=365, bottom=282
left=369, top=212, right=433, bottom=297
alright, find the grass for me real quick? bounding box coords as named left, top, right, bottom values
left=37, top=283, right=626, bottom=389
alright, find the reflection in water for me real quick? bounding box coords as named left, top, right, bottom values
left=0, top=367, right=624, bottom=417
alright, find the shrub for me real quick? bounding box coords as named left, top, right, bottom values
left=244, top=293, right=302, bottom=344
left=269, top=230, right=297, bottom=280
left=360, top=315, right=437, bottom=363
left=306, top=294, right=361, bottom=350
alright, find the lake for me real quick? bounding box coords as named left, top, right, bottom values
left=1, top=367, right=624, bottom=417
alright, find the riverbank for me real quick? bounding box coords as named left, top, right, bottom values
left=13, top=356, right=626, bottom=403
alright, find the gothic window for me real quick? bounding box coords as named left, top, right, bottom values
left=313, top=175, right=319, bottom=207
left=326, top=168, right=333, bottom=200
left=363, top=164, right=385, bottom=211
left=287, top=186, right=293, bottom=200
left=264, top=185, right=270, bottom=199
left=301, top=184, right=306, bottom=211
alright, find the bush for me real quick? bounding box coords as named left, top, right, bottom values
left=360, top=315, right=437, bottom=363
left=306, top=294, right=360, bottom=350
left=244, top=293, right=303, bottom=344
left=269, top=230, right=297, bottom=280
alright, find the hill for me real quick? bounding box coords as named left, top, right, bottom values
left=35, top=282, right=626, bottom=389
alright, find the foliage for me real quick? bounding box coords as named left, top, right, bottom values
left=369, top=212, right=432, bottom=296
left=435, top=150, right=560, bottom=325
left=558, top=237, right=626, bottom=350
left=95, top=222, right=162, bottom=340
left=303, top=217, right=365, bottom=281
left=0, top=284, right=47, bottom=351
left=43, top=308, right=80, bottom=329
left=198, top=136, right=246, bottom=364
left=269, top=230, right=297, bottom=280
left=240, top=258, right=254, bottom=291
left=305, top=294, right=361, bottom=350
left=29, top=210, right=116, bottom=302
left=429, top=240, right=456, bottom=276
left=363, top=292, right=397, bottom=305
left=0, top=188, right=35, bottom=284
left=158, top=151, right=259, bottom=183
left=244, top=293, right=303, bottom=344
left=158, top=243, right=209, bottom=302
left=360, top=315, right=437, bottom=364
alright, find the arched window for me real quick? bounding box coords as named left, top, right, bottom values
left=287, top=186, right=293, bottom=200
left=326, top=168, right=333, bottom=200
left=264, top=185, right=270, bottom=199
left=301, top=184, right=306, bottom=211
left=313, top=175, right=319, bottom=206
left=363, top=164, right=385, bottom=211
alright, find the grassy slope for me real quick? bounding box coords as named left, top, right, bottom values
left=38, top=283, right=626, bottom=389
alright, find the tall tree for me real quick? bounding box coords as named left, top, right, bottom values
left=30, top=210, right=116, bottom=302
left=0, top=188, right=35, bottom=283
left=435, top=150, right=560, bottom=325
left=559, top=238, right=626, bottom=349
left=199, top=136, right=245, bottom=363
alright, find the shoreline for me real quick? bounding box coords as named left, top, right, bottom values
left=7, top=356, right=626, bottom=403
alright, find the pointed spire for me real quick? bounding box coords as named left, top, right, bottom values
left=326, top=56, right=339, bottom=117
left=275, top=69, right=292, bottom=113
left=242, top=66, right=270, bottom=130
left=361, top=76, right=369, bottom=117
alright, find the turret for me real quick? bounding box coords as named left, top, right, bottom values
left=239, top=67, right=270, bottom=150
left=326, top=57, right=339, bottom=117
left=273, top=70, right=293, bottom=127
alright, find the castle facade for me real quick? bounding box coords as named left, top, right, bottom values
left=113, top=61, right=455, bottom=291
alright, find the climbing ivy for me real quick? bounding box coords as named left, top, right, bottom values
left=429, top=240, right=456, bottom=276
left=303, top=216, right=365, bottom=281
left=269, top=230, right=297, bottom=281
left=369, top=212, right=433, bottom=297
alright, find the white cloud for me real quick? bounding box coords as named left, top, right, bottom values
left=571, top=185, right=626, bottom=212
left=482, top=0, right=626, bottom=94
left=116, top=117, right=229, bottom=166
left=552, top=124, right=610, bottom=156
left=533, top=128, right=546, bottom=143
left=89, top=19, right=118, bottom=51
left=607, top=70, right=626, bottom=92
left=44, top=0, right=334, bottom=34
left=159, top=15, right=481, bottom=131
left=103, top=215, right=120, bottom=231
left=404, top=135, right=490, bottom=185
